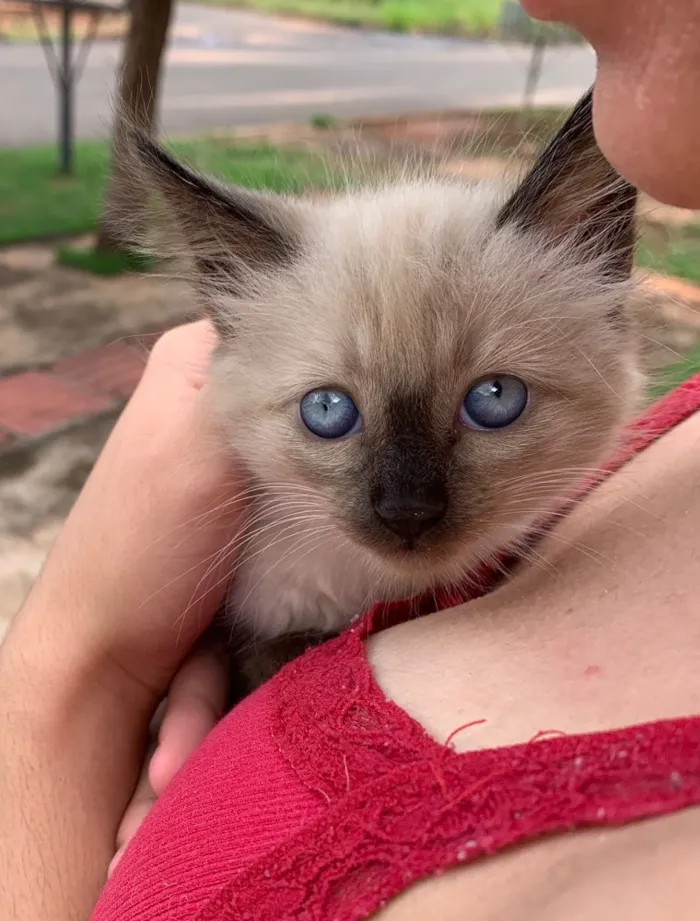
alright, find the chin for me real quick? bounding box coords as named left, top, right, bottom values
left=344, top=513, right=530, bottom=602
left=362, top=540, right=481, bottom=600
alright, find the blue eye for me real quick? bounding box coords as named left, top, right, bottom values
left=460, top=376, right=528, bottom=430
left=300, top=388, right=361, bottom=439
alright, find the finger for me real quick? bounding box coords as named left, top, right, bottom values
left=148, top=646, right=229, bottom=796
left=109, top=741, right=158, bottom=877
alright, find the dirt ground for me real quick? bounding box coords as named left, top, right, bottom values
left=0, top=240, right=193, bottom=375
left=1, top=111, right=700, bottom=638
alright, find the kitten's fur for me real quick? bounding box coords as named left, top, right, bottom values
left=131, top=89, right=641, bottom=688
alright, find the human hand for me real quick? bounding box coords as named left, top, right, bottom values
left=7, top=320, right=244, bottom=701
left=110, top=641, right=230, bottom=876
left=0, top=320, right=246, bottom=920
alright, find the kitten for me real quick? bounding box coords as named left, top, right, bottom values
left=131, top=88, right=641, bottom=694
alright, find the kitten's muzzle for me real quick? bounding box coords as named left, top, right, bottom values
left=372, top=493, right=447, bottom=544
left=370, top=434, right=448, bottom=546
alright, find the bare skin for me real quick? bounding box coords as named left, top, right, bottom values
left=0, top=323, right=243, bottom=920
left=521, top=0, right=700, bottom=208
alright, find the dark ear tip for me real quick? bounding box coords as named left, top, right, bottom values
left=494, top=84, right=636, bottom=267
left=111, top=98, right=172, bottom=175
left=118, top=121, right=200, bottom=194
left=568, top=85, right=594, bottom=125
left=129, top=126, right=156, bottom=158
left=122, top=123, right=170, bottom=171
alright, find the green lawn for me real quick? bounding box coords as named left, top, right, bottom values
left=650, top=342, right=700, bottom=400
left=0, top=139, right=334, bottom=247
left=2, top=131, right=700, bottom=393
left=2, top=133, right=699, bottom=291
left=203, top=0, right=505, bottom=35
left=638, top=230, right=700, bottom=287
left=55, top=246, right=156, bottom=277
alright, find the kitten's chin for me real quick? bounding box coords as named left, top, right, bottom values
left=358, top=521, right=536, bottom=602
left=358, top=542, right=490, bottom=603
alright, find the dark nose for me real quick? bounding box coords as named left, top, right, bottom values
left=373, top=494, right=447, bottom=543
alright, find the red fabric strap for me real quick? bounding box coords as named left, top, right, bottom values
left=199, top=716, right=700, bottom=921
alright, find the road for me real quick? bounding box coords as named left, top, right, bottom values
left=0, top=4, right=596, bottom=146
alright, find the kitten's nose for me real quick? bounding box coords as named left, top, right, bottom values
left=373, top=494, right=447, bottom=543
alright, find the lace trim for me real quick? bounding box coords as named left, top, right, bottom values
left=197, top=717, right=700, bottom=921
left=269, top=626, right=437, bottom=804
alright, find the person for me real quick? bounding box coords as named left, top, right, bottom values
left=522, top=0, right=700, bottom=210
left=1, top=1, right=700, bottom=918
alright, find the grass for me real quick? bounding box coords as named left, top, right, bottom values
left=309, top=113, right=338, bottom=130
left=638, top=234, right=700, bottom=286
left=56, top=246, right=155, bottom=277
left=2, top=119, right=699, bottom=289
left=201, top=0, right=506, bottom=36
left=637, top=222, right=700, bottom=398
left=0, top=138, right=335, bottom=247
left=649, top=342, right=700, bottom=400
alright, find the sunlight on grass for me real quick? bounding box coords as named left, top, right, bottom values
left=201, top=0, right=505, bottom=35
left=0, top=139, right=334, bottom=246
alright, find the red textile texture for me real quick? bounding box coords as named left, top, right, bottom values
left=93, top=373, right=700, bottom=921
left=94, top=683, right=325, bottom=920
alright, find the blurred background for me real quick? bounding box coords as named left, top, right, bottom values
left=0, top=0, right=699, bottom=635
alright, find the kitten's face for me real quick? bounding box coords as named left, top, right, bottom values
left=135, top=89, right=640, bottom=592
left=208, top=184, right=638, bottom=587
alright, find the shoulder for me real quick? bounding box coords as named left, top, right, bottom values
left=373, top=806, right=700, bottom=921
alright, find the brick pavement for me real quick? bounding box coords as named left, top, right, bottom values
left=0, top=339, right=155, bottom=452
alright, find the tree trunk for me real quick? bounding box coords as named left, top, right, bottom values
left=96, top=0, right=174, bottom=252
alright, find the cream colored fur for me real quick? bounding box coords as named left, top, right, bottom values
left=131, top=93, right=642, bottom=642
left=209, top=179, right=641, bottom=639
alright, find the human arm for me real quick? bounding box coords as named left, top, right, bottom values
left=0, top=321, right=243, bottom=920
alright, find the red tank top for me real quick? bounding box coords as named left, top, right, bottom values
left=93, top=375, right=700, bottom=921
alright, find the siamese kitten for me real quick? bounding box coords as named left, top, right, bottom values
left=131, top=88, right=640, bottom=695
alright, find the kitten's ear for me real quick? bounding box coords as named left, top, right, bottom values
left=129, top=131, right=303, bottom=331
left=495, top=88, right=637, bottom=280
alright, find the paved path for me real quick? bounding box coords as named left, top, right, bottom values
left=0, top=4, right=595, bottom=146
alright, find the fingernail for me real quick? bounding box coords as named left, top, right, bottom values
left=108, top=847, right=124, bottom=878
